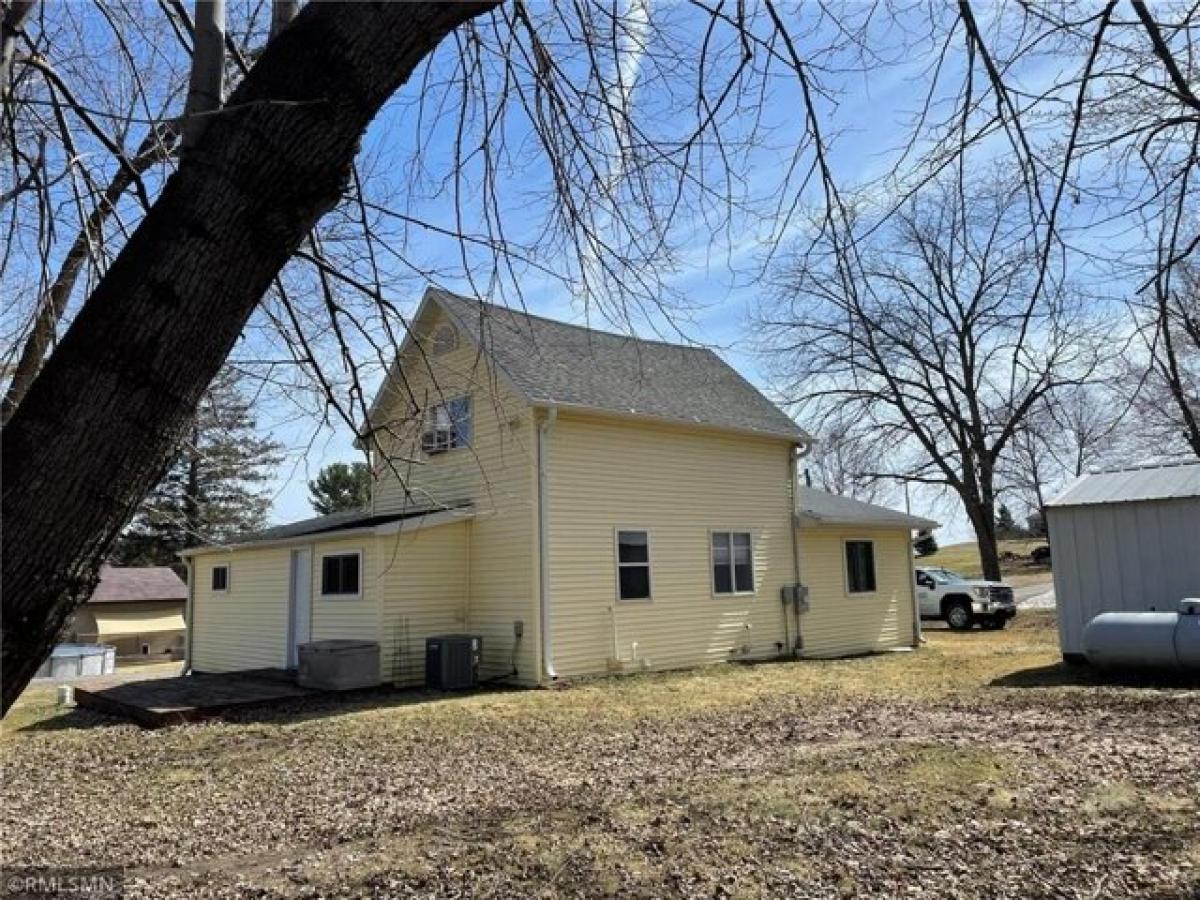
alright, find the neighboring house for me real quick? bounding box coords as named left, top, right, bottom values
left=1047, top=461, right=1200, bottom=662
left=71, top=565, right=188, bottom=659
left=182, top=287, right=934, bottom=685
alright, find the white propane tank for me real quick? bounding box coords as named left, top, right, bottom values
left=1083, top=599, right=1200, bottom=669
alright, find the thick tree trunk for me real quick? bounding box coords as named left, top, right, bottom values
left=1, top=0, right=495, bottom=715
left=966, top=485, right=1002, bottom=582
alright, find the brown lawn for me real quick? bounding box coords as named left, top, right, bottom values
left=3, top=612, right=1198, bottom=898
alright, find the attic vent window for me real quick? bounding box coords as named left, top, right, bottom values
left=431, top=325, right=458, bottom=356
left=421, top=396, right=472, bottom=454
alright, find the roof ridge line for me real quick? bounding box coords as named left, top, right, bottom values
left=430, top=287, right=718, bottom=355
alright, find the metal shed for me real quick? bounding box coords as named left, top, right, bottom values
left=1046, top=461, right=1200, bottom=660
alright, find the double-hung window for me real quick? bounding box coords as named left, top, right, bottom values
left=421, top=396, right=472, bottom=454
left=211, top=565, right=229, bottom=592
left=321, top=552, right=361, bottom=598
left=615, top=530, right=652, bottom=601
left=845, top=540, right=877, bottom=594
left=712, top=531, right=754, bottom=595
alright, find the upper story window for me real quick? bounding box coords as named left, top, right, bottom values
left=615, top=529, right=652, bottom=601
left=421, top=396, right=472, bottom=454
left=321, top=551, right=361, bottom=597
left=845, top=540, right=877, bottom=594
left=712, top=531, right=754, bottom=595
left=211, top=565, right=229, bottom=592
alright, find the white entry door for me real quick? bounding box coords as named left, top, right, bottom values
left=287, top=548, right=312, bottom=668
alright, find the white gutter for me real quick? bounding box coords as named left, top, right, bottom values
left=907, top=532, right=924, bottom=648
left=183, top=556, right=195, bottom=675
left=790, top=443, right=813, bottom=655
left=537, top=407, right=558, bottom=680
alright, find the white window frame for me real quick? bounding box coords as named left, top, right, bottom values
left=614, top=527, right=653, bottom=603
left=211, top=564, right=230, bottom=593
left=843, top=538, right=878, bottom=596
left=710, top=529, right=756, bottom=597
left=319, top=549, right=364, bottom=600
left=420, top=395, right=471, bottom=455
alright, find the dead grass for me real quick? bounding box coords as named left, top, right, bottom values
left=3, top=612, right=1198, bottom=899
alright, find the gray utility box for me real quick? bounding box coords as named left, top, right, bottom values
left=425, top=634, right=482, bottom=690
left=297, top=639, right=381, bottom=690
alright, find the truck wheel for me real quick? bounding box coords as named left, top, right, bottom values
left=945, top=600, right=974, bottom=631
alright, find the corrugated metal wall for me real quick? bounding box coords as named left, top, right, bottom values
left=1048, top=497, right=1200, bottom=655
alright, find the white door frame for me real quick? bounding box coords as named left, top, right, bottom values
left=287, top=547, right=312, bottom=667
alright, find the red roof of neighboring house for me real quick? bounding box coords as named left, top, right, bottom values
left=90, top=566, right=188, bottom=604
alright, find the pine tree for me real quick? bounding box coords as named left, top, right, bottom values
left=913, top=529, right=939, bottom=557
left=995, top=504, right=1020, bottom=539
left=111, top=369, right=283, bottom=568
left=308, top=462, right=371, bottom=515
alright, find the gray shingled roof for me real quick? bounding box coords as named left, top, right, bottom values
left=430, top=288, right=807, bottom=441
left=226, top=507, right=441, bottom=546
left=91, top=566, right=188, bottom=604
left=796, top=488, right=938, bottom=530
left=1048, top=461, right=1200, bottom=507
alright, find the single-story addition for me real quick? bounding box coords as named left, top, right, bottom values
left=1047, top=460, right=1200, bottom=662
left=70, top=565, right=188, bottom=659
left=182, top=287, right=935, bottom=685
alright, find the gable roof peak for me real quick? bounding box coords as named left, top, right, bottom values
left=374, top=285, right=809, bottom=443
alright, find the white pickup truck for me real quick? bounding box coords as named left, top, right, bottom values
left=915, top=567, right=1017, bottom=631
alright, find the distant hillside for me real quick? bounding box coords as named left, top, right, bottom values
left=917, top=539, right=1050, bottom=580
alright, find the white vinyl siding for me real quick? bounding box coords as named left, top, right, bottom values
left=190, top=549, right=291, bottom=672
left=370, top=306, right=537, bottom=681
left=797, top=526, right=916, bottom=657
left=546, top=412, right=796, bottom=676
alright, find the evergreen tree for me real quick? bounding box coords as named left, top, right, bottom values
left=995, top=504, right=1021, bottom=539
left=913, top=529, right=939, bottom=557
left=308, top=462, right=371, bottom=515
left=111, top=369, right=283, bottom=568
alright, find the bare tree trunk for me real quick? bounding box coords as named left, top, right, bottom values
left=181, top=0, right=226, bottom=153
left=0, top=0, right=34, bottom=103
left=270, top=0, right=299, bottom=38
left=1, top=0, right=495, bottom=715
left=1, top=125, right=178, bottom=424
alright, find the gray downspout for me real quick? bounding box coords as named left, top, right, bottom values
left=537, top=408, right=558, bottom=681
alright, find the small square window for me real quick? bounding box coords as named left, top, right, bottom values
left=712, top=531, right=754, bottom=595
left=845, top=541, right=877, bottom=594
left=211, top=565, right=229, bottom=592
left=321, top=552, right=361, bottom=597
left=616, top=530, right=651, bottom=601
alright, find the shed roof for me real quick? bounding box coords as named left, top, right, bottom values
left=179, top=504, right=471, bottom=556
left=382, top=288, right=808, bottom=442
left=796, top=488, right=938, bottom=530
left=90, top=566, right=188, bottom=604
left=1048, top=461, right=1200, bottom=508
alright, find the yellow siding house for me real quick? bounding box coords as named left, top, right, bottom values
left=183, top=288, right=935, bottom=685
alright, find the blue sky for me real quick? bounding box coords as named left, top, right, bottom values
left=242, top=3, right=1099, bottom=544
